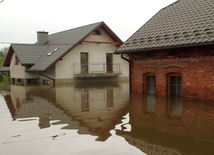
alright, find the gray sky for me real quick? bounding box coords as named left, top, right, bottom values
left=0, top=0, right=176, bottom=49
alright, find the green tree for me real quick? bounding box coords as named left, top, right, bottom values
left=0, top=46, right=10, bottom=89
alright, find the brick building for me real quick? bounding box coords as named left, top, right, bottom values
left=115, top=0, right=214, bottom=101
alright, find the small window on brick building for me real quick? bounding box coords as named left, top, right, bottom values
left=143, top=73, right=156, bottom=95
left=167, top=73, right=182, bottom=97
left=143, top=73, right=156, bottom=113
left=166, top=73, right=182, bottom=116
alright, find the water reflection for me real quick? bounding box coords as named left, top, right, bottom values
left=116, top=94, right=214, bottom=155
left=167, top=96, right=182, bottom=117
left=4, top=82, right=130, bottom=141
left=143, top=94, right=156, bottom=113
left=3, top=83, right=214, bottom=155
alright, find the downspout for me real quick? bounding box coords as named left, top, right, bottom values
left=121, top=53, right=132, bottom=93
left=39, top=72, right=55, bottom=86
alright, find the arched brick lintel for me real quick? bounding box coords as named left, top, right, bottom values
left=164, top=65, right=184, bottom=74
left=140, top=66, right=158, bottom=75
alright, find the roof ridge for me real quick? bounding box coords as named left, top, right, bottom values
left=49, top=21, right=103, bottom=36
left=11, top=43, right=48, bottom=46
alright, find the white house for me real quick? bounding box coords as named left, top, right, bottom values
left=1, top=22, right=129, bottom=85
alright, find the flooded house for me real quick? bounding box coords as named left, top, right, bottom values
left=1, top=22, right=129, bottom=85
left=115, top=0, right=214, bottom=101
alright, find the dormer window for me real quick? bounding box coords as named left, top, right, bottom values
left=47, top=48, right=59, bottom=56
left=93, top=30, right=101, bottom=35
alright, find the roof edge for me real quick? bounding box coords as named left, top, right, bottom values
left=115, top=41, right=214, bottom=54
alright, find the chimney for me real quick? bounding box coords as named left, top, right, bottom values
left=37, top=31, right=49, bottom=44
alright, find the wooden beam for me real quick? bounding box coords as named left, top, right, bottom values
left=81, top=40, right=120, bottom=45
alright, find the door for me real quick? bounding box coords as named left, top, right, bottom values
left=106, top=53, right=113, bottom=73
left=81, top=52, right=88, bottom=74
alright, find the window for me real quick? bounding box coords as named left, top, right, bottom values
left=143, top=73, right=156, bottom=113
left=167, top=73, right=182, bottom=97
left=15, top=56, right=19, bottom=65
left=47, top=48, right=59, bottom=56
left=143, top=73, right=156, bottom=95
left=167, top=73, right=182, bottom=114
left=80, top=52, right=88, bottom=74
left=93, top=30, right=101, bottom=35
left=106, top=53, right=113, bottom=73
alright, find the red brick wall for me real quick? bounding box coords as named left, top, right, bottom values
left=130, top=45, right=214, bottom=101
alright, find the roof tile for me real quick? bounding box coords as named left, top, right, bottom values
left=116, top=0, right=214, bottom=53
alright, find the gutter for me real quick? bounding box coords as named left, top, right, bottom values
left=39, top=72, right=55, bottom=86
left=115, top=41, right=214, bottom=54
left=120, top=53, right=132, bottom=93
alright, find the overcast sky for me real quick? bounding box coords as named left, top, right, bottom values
left=0, top=0, right=177, bottom=49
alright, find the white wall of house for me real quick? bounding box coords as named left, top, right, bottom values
left=10, top=54, right=26, bottom=79
left=10, top=53, right=40, bottom=79
left=55, top=28, right=129, bottom=82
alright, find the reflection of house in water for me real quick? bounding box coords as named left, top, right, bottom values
left=4, top=82, right=130, bottom=141
left=54, top=82, right=130, bottom=141
left=116, top=94, right=214, bottom=155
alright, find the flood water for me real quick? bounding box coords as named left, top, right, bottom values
left=0, top=81, right=214, bottom=155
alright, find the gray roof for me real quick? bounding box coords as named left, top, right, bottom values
left=0, top=67, right=10, bottom=72
left=5, top=22, right=119, bottom=72
left=11, top=44, right=47, bottom=65
left=115, top=0, right=214, bottom=53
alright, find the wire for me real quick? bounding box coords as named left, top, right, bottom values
left=0, top=0, right=4, bottom=3
left=0, top=42, right=76, bottom=45
left=0, top=42, right=11, bottom=44
left=0, top=41, right=116, bottom=46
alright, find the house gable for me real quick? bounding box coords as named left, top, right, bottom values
left=1, top=21, right=127, bottom=83
left=27, top=22, right=122, bottom=72
left=54, top=26, right=125, bottom=80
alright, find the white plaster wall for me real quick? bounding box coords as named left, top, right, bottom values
left=25, top=72, right=40, bottom=79
left=10, top=53, right=41, bottom=79
left=10, top=54, right=26, bottom=79
left=55, top=28, right=129, bottom=80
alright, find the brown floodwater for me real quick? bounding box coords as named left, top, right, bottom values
left=0, top=81, right=214, bottom=155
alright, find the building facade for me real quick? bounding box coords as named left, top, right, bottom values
left=115, top=0, right=214, bottom=101
left=1, top=22, right=129, bottom=85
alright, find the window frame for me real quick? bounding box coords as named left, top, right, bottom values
left=166, top=73, right=182, bottom=97
left=143, top=73, right=156, bottom=95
